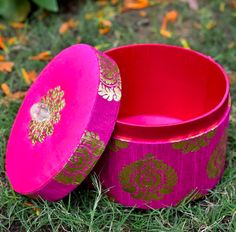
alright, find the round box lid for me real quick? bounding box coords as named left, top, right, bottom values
left=6, top=44, right=121, bottom=201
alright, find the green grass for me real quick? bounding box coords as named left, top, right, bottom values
left=0, top=0, right=236, bottom=231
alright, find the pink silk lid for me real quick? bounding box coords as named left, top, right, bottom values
left=6, top=44, right=121, bottom=201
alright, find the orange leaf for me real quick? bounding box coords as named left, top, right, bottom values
left=111, top=0, right=119, bottom=5
left=232, top=0, right=236, bottom=9
left=99, top=20, right=112, bottom=35
left=21, top=68, right=37, bottom=85
left=59, top=19, right=77, bottom=34
left=0, top=55, right=5, bottom=61
left=7, top=37, right=17, bottom=46
left=10, top=22, right=25, bottom=29
left=139, top=10, right=147, bottom=17
left=160, top=10, right=178, bottom=38
left=0, top=62, right=14, bottom=73
left=1, top=83, right=12, bottom=96
left=0, top=37, right=7, bottom=51
left=160, top=29, right=172, bottom=38
left=123, top=0, right=150, bottom=11
left=0, top=84, right=26, bottom=104
left=30, top=51, right=52, bottom=61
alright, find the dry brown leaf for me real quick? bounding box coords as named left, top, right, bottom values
left=111, top=0, right=119, bottom=5
left=123, top=0, right=150, bottom=11
left=232, top=0, right=236, bottom=9
left=99, top=20, right=112, bottom=35
left=17, top=34, right=29, bottom=45
left=30, top=51, right=52, bottom=61
left=21, top=68, right=37, bottom=85
left=10, top=22, right=25, bottom=29
left=59, top=19, right=77, bottom=34
left=0, top=61, right=14, bottom=73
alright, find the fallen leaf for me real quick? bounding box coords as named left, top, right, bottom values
left=111, top=0, right=119, bottom=5
left=1, top=83, right=12, bottom=96
left=59, top=18, right=77, bottom=34
left=21, top=68, right=37, bottom=85
left=123, top=0, right=150, bottom=11
left=30, top=51, right=52, bottom=61
left=160, top=29, right=172, bottom=38
left=160, top=10, right=178, bottom=38
left=10, top=22, right=25, bottom=29
left=97, top=0, right=109, bottom=6
left=17, top=34, right=29, bottom=45
left=180, top=38, right=190, bottom=49
left=228, top=41, right=235, bottom=49
left=23, top=202, right=41, bottom=216
left=99, top=20, right=112, bottom=35
left=0, top=62, right=14, bottom=73
left=219, top=2, right=225, bottom=12
left=206, top=20, right=216, bottom=30
left=7, top=37, right=17, bottom=46
left=0, top=84, right=26, bottom=104
left=0, top=55, right=5, bottom=61
left=0, top=37, right=8, bottom=52
left=139, top=10, right=147, bottom=17
left=0, top=23, right=6, bottom=30
left=232, top=0, right=236, bottom=9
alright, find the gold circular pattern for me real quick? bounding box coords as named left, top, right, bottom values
left=107, top=139, right=129, bottom=152
left=207, top=130, right=227, bottom=179
left=54, top=130, right=105, bottom=185
left=172, top=130, right=216, bottom=154
left=119, top=154, right=178, bottom=201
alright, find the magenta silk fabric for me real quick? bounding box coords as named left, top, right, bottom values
left=97, top=107, right=230, bottom=209
left=6, top=44, right=121, bottom=201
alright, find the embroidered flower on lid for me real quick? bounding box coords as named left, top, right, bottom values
left=29, top=86, right=65, bottom=145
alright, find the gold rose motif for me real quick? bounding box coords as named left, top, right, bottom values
left=207, top=129, right=228, bottom=179
left=172, top=130, right=216, bottom=154
left=29, top=86, right=65, bottom=145
left=107, top=139, right=128, bottom=152
left=54, top=130, right=105, bottom=185
left=119, top=154, right=178, bottom=201
left=97, top=52, right=122, bottom=102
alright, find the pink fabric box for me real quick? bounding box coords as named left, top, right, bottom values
left=95, top=44, right=230, bottom=209
left=6, top=44, right=230, bottom=209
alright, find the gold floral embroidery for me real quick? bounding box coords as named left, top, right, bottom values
left=176, top=189, right=206, bottom=206
left=97, top=52, right=121, bottom=102
left=207, top=129, right=228, bottom=179
left=107, top=139, right=128, bottom=152
left=172, top=130, right=216, bottom=154
left=119, top=154, right=178, bottom=201
left=29, top=86, right=65, bottom=145
left=54, top=130, right=105, bottom=185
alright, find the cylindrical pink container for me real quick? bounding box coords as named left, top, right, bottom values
left=97, top=44, right=230, bottom=209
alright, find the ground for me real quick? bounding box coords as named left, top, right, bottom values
left=0, top=0, right=236, bottom=231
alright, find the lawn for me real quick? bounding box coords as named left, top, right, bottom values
left=0, top=0, right=236, bottom=231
